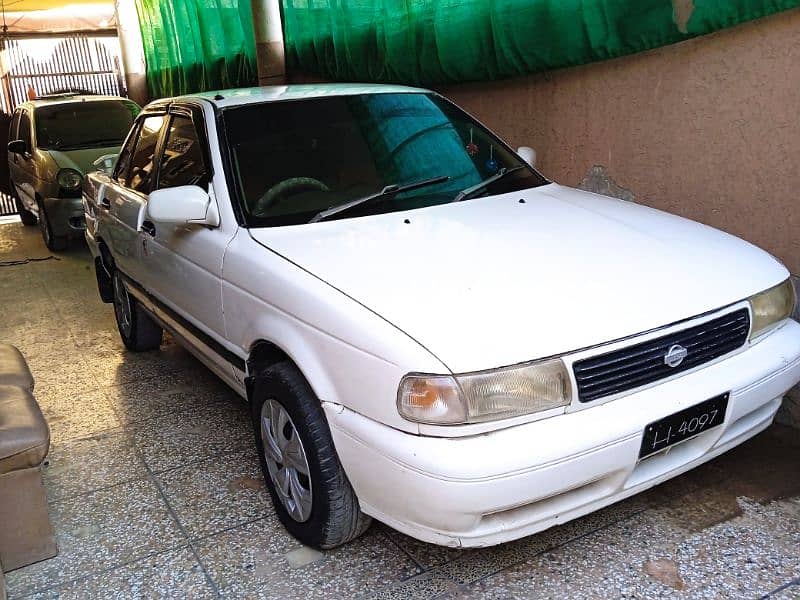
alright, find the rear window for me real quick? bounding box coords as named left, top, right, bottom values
left=35, top=100, right=140, bottom=151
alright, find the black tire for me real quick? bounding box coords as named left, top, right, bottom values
left=251, top=362, right=371, bottom=549
left=15, top=194, right=37, bottom=226
left=111, top=271, right=163, bottom=352
left=36, top=198, right=67, bottom=251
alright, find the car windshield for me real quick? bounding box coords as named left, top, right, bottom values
left=35, top=100, right=140, bottom=151
left=223, top=93, right=547, bottom=226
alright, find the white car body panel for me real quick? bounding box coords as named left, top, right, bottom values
left=249, top=183, right=788, bottom=373
left=327, top=318, right=800, bottom=546
left=83, top=84, right=800, bottom=548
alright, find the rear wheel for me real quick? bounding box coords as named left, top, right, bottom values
left=36, top=198, right=67, bottom=251
left=112, top=271, right=163, bottom=352
left=251, top=362, right=371, bottom=549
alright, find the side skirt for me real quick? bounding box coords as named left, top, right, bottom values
left=121, top=273, right=248, bottom=399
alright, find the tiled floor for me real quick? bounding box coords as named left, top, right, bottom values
left=1, top=220, right=799, bottom=599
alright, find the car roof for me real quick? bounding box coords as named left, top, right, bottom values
left=18, top=94, right=135, bottom=111
left=151, top=83, right=431, bottom=110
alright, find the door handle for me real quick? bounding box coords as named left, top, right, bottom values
left=141, top=220, right=156, bottom=237
left=99, top=197, right=111, bottom=210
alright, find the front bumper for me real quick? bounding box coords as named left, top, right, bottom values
left=43, top=196, right=85, bottom=237
left=325, top=319, right=800, bottom=547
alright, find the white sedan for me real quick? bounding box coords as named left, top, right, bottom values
left=83, top=84, right=800, bottom=548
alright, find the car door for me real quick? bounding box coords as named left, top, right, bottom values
left=9, top=109, right=37, bottom=213
left=139, top=104, right=232, bottom=344
left=102, top=112, right=167, bottom=281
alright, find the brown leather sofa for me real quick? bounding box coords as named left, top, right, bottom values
left=0, top=344, right=57, bottom=593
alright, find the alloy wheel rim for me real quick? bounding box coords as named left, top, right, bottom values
left=260, top=398, right=313, bottom=522
left=113, top=275, right=132, bottom=337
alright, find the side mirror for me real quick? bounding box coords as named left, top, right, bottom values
left=146, top=185, right=219, bottom=227
left=8, top=139, right=27, bottom=155
left=517, top=146, right=536, bottom=167
left=92, top=154, right=118, bottom=174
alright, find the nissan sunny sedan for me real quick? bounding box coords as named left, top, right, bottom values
left=82, top=84, right=800, bottom=549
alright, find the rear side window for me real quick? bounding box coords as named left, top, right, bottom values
left=157, top=115, right=208, bottom=189
left=127, top=115, right=166, bottom=194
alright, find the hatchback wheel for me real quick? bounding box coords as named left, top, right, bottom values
left=111, top=271, right=163, bottom=352
left=36, top=199, right=66, bottom=251
left=14, top=192, right=37, bottom=226
left=252, top=362, right=371, bottom=549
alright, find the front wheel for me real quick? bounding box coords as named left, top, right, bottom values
left=14, top=193, right=37, bottom=226
left=112, top=271, right=163, bottom=352
left=36, top=199, right=67, bottom=251
left=251, top=362, right=371, bottom=549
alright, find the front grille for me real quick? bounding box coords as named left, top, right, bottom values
left=573, top=308, right=750, bottom=403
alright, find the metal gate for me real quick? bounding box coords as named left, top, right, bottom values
left=0, top=192, right=14, bottom=217
left=0, top=32, right=126, bottom=113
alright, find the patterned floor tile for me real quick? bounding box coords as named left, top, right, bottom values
left=42, top=428, right=149, bottom=502
left=156, top=449, right=272, bottom=539
left=194, top=518, right=420, bottom=599
left=24, top=548, right=215, bottom=600
left=130, top=400, right=252, bottom=473
left=5, top=479, right=185, bottom=597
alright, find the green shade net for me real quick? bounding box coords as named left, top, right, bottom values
left=136, top=0, right=258, bottom=98
left=282, top=0, right=800, bottom=85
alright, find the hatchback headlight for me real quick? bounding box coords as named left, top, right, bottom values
left=397, top=357, right=572, bottom=425
left=57, top=168, right=83, bottom=191
left=748, top=278, right=796, bottom=340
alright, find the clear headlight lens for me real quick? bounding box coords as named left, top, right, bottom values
left=397, top=358, right=572, bottom=425
left=57, top=168, right=83, bottom=190
left=748, top=278, right=796, bottom=340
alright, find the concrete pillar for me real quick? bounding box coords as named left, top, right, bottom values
left=251, top=0, right=286, bottom=85
left=115, top=0, right=149, bottom=106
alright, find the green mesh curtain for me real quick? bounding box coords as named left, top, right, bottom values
left=136, top=0, right=258, bottom=98
left=282, top=0, right=800, bottom=85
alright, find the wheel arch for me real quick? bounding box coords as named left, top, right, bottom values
left=244, top=337, right=337, bottom=410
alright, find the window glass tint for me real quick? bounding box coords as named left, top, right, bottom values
left=114, top=122, right=140, bottom=187
left=18, top=112, right=32, bottom=150
left=157, top=115, right=207, bottom=189
left=224, top=93, right=547, bottom=227
left=35, top=100, right=140, bottom=151
left=128, top=115, right=165, bottom=194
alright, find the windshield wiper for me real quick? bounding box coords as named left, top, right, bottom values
left=452, top=165, right=526, bottom=203
left=309, top=175, right=450, bottom=223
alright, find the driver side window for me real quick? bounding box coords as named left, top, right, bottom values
left=156, top=115, right=208, bottom=190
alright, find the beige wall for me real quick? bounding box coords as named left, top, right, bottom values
left=441, top=9, right=800, bottom=273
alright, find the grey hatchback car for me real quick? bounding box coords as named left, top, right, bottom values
left=8, top=94, right=140, bottom=250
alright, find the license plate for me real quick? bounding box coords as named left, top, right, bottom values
left=639, top=393, right=729, bottom=459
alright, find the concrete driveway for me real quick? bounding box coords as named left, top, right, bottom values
left=0, top=221, right=798, bottom=599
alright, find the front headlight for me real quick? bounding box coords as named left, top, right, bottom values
left=397, top=357, right=572, bottom=425
left=748, top=278, right=796, bottom=340
left=57, top=168, right=83, bottom=191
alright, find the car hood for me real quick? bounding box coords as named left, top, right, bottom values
left=249, top=184, right=788, bottom=373
left=48, top=145, right=121, bottom=175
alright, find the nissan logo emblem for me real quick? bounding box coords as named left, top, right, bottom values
left=664, top=344, right=688, bottom=368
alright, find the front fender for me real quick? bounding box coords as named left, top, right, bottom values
left=223, top=231, right=449, bottom=434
